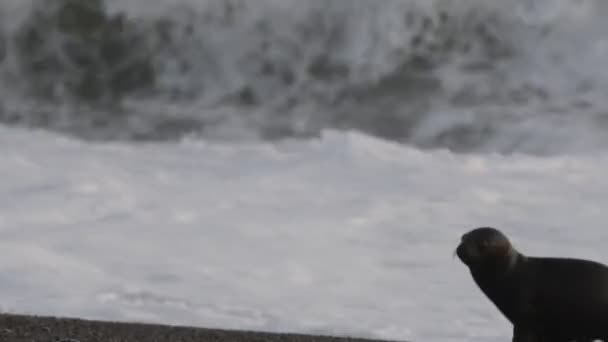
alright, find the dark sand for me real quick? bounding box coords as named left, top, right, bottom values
left=0, top=313, right=404, bottom=342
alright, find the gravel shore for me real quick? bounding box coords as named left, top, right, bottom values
left=0, top=313, right=402, bottom=342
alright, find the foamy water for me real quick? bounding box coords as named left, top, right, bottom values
left=1, top=126, right=608, bottom=342
left=0, top=0, right=607, bottom=155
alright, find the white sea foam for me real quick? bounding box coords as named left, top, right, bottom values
left=0, top=126, right=608, bottom=342
left=0, top=0, right=606, bottom=154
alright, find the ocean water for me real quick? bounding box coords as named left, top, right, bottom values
left=1, top=0, right=607, bottom=154
left=0, top=1, right=607, bottom=342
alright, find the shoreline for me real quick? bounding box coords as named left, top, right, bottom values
left=0, top=312, right=405, bottom=342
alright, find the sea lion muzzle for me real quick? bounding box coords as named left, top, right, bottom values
left=455, top=240, right=480, bottom=265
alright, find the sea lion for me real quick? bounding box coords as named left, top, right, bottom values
left=456, top=227, right=608, bottom=342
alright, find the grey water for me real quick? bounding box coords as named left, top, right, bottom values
left=0, top=0, right=606, bottom=155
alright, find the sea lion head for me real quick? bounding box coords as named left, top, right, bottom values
left=456, top=227, right=520, bottom=275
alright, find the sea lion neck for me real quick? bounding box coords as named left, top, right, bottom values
left=506, top=248, right=525, bottom=271
left=471, top=247, right=525, bottom=279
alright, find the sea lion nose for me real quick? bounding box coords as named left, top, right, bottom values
left=455, top=242, right=466, bottom=261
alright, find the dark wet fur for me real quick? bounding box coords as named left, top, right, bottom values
left=457, top=227, right=608, bottom=342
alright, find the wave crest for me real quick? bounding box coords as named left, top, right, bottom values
left=0, top=0, right=604, bottom=155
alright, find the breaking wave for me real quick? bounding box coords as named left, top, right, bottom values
left=0, top=0, right=606, bottom=155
